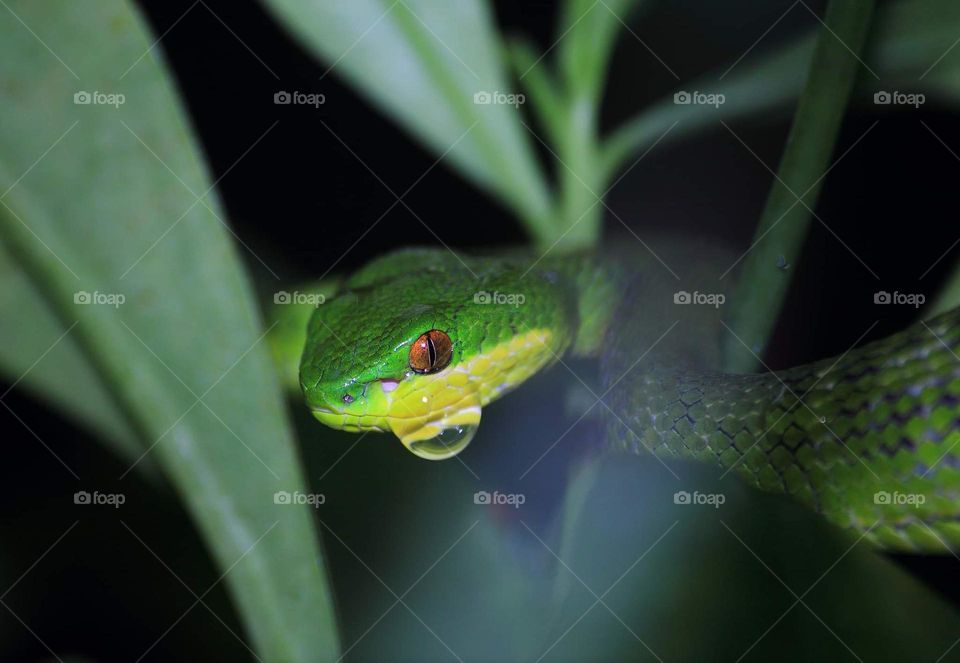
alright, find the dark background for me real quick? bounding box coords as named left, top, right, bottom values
left=3, top=0, right=960, bottom=660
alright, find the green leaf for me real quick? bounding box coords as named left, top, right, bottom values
left=556, top=0, right=647, bottom=106
left=867, top=0, right=960, bottom=99
left=551, top=456, right=960, bottom=660
left=600, top=35, right=816, bottom=184
left=926, top=262, right=960, bottom=317
left=721, top=0, right=876, bottom=371
left=321, top=454, right=546, bottom=661
left=0, top=241, right=150, bottom=473
left=266, top=278, right=341, bottom=392
left=0, top=1, right=339, bottom=660
left=601, top=0, right=960, bottom=186
left=505, top=37, right=565, bottom=146
left=261, top=0, right=556, bottom=244
left=510, top=0, right=648, bottom=251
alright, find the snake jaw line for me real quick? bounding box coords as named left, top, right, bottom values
left=307, top=328, right=559, bottom=459
left=298, top=247, right=960, bottom=551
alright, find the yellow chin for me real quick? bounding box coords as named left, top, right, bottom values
left=311, top=328, right=559, bottom=456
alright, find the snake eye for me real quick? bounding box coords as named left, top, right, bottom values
left=409, top=330, right=452, bottom=374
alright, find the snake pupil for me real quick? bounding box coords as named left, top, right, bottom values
left=427, top=335, right=436, bottom=366
left=409, top=329, right=452, bottom=374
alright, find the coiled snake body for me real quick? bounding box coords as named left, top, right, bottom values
left=299, top=246, right=960, bottom=553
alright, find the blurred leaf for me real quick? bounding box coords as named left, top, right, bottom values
left=927, top=262, right=960, bottom=317
left=358, top=498, right=545, bottom=660
left=0, top=241, right=148, bottom=472
left=506, top=37, right=565, bottom=146
left=721, top=0, right=876, bottom=371
left=266, top=278, right=341, bottom=392
left=601, top=0, right=960, bottom=184
left=867, top=0, right=960, bottom=100
left=509, top=0, right=648, bottom=251
left=600, top=35, right=816, bottom=184
left=0, top=1, right=338, bottom=660
left=556, top=0, right=647, bottom=106
left=550, top=456, right=960, bottom=661
left=262, top=0, right=556, bottom=243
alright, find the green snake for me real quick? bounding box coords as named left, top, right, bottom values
left=293, top=245, right=960, bottom=554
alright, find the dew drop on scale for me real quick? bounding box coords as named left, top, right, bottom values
left=407, top=424, right=478, bottom=460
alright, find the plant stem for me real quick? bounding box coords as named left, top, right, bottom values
left=721, top=0, right=877, bottom=372
left=552, top=96, right=603, bottom=252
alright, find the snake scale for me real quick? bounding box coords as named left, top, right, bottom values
left=296, top=243, right=960, bottom=553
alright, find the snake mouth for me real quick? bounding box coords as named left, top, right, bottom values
left=308, top=377, right=406, bottom=417
left=310, top=380, right=482, bottom=437
left=308, top=328, right=559, bottom=459
left=308, top=368, right=485, bottom=456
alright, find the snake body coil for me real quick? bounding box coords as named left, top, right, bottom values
left=300, top=247, right=960, bottom=552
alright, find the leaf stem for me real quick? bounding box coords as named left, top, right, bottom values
left=720, top=0, right=877, bottom=372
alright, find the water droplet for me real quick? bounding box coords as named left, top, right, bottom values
left=407, top=424, right=478, bottom=460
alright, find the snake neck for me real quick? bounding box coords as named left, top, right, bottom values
left=536, top=243, right=960, bottom=553
left=540, top=252, right=625, bottom=357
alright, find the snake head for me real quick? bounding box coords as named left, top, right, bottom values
left=299, top=249, right=571, bottom=459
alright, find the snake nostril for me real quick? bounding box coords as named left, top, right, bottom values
left=342, top=393, right=355, bottom=404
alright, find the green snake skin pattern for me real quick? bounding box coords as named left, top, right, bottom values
left=599, top=246, right=960, bottom=553
left=302, top=247, right=960, bottom=552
